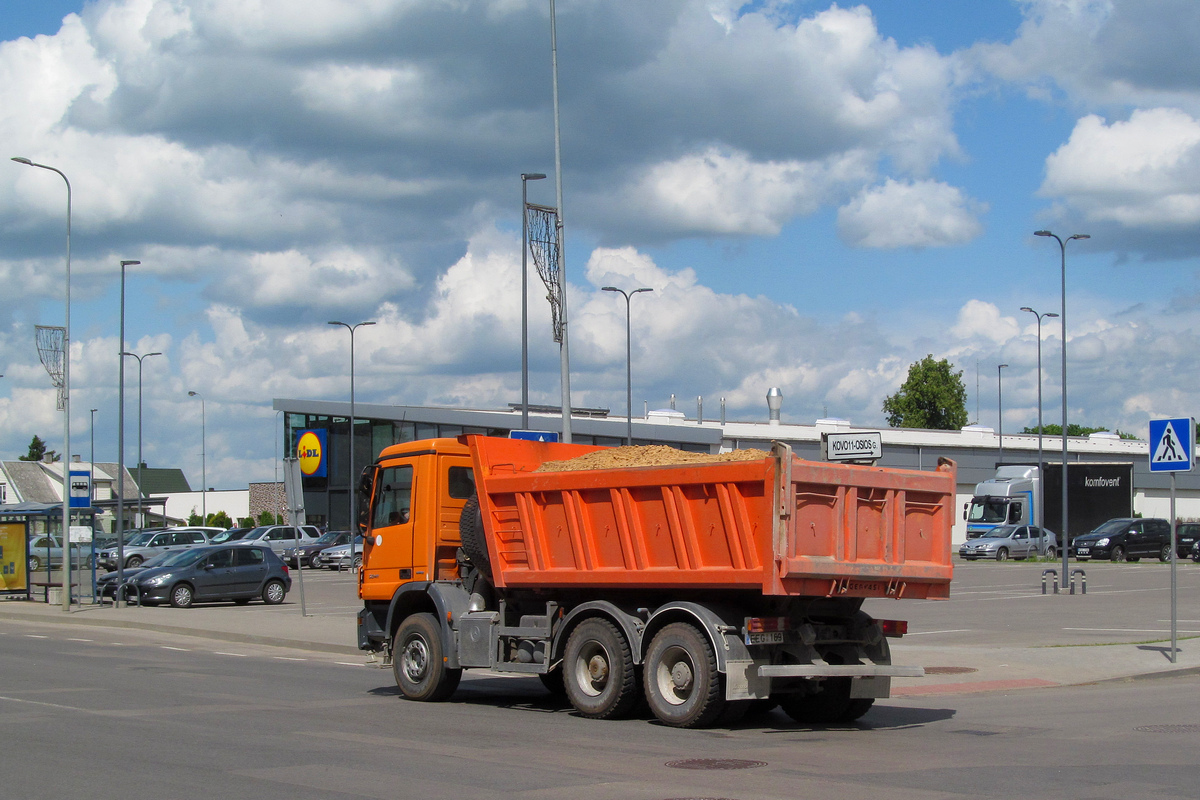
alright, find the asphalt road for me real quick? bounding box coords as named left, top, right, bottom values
left=3, top=558, right=1200, bottom=800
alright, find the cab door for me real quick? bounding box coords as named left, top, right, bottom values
left=361, top=462, right=415, bottom=600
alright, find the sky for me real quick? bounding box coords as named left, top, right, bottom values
left=2, top=0, right=1199, bottom=491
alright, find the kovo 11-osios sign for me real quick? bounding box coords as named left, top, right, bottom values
left=296, top=429, right=327, bottom=477
left=822, top=431, right=883, bottom=463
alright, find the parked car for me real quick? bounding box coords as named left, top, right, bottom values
left=208, top=527, right=255, bottom=544
left=229, top=524, right=321, bottom=557
left=1175, top=522, right=1200, bottom=558
left=1071, top=518, right=1172, bottom=562
left=958, top=525, right=1059, bottom=561
left=27, top=534, right=65, bottom=572
left=311, top=536, right=364, bottom=570
left=282, top=530, right=352, bottom=568
left=96, top=544, right=291, bottom=607
left=1191, top=539, right=1200, bottom=563
left=97, top=527, right=214, bottom=570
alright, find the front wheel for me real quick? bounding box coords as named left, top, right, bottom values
left=261, top=579, right=286, bottom=605
left=170, top=583, right=194, bottom=608
left=996, top=548, right=1008, bottom=562
left=28, top=555, right=42, bottom=572
left=1111, top=546, right=1126, bottom=562
left=563, top=619, right=639, bottom=719
left=1046, top=547, right=1056, bottom=559
left=126, top=555, right=144, bottom=568
left=643, top=622, right=724, bottom=728
left=393, top=613, right=461, bottom=702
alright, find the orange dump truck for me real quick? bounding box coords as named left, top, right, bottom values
left=356, top=435, right=955, bottom=728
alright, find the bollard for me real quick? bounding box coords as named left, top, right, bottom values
left=1070, top=569, right=1086, bottom=595
left=1041, top=569, right=1059, bottom=594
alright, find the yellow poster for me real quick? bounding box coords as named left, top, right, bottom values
left=0, top=521, right=28, bottom=592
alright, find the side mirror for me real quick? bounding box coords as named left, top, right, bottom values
left=357, top=464, right=379, bottom=536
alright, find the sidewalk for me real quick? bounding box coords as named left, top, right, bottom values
left=3, top=591, right=1198, bottom=695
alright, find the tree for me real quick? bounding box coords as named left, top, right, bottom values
left=207, top=510, right=233, bottom=529
left=257, top=509, right=283, bottom=525
left=882, top=355, right=968, bottom=430
left=1024, top=424, right=1138, bottom=440
left=19, top=435, right=60, bottom=462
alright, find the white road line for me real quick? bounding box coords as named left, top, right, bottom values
left=24, top=634, right=48, bottom=639
left=0, top=695, right=88, bottom=712
left=335, top=662, right=365, bottom=667
left=213, top=651, right=248, bottom=657
left=907, top=629, right=972, bottom=636
left=161, top=646, right=190, bottom=651
left=1063, top=627, right=1200, bottom=634
left=66, top=638, right=92, bottom=642
left=272, top=656, right=306, bottom=661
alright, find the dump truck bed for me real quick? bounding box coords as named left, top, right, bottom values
left=468, top=436, right=954, bottom=599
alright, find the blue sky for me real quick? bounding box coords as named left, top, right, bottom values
left=2, top=1, right=1199, bottom=490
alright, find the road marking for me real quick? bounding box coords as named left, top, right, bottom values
left=273, top=656, right=306, bottom=661
left=24, top=634, right=48, bottom=639
left=1063, top=627, right=1200, bottom=634
left=213, top=651, right=248, bottom=657
left=161, top=646, right=190, bottom=651
left=907, top=629, right=972, bottom=636
left=335, top=662, right=364, bottom=667
left=0, top=695, right=89, bottom=712
left=66, top=638, right=92, bottom=642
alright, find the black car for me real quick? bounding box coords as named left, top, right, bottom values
left=96, top=544, right=291, bottom=608
left=1071, top=518, right=1172, bottom=562
left=282, top=530, right=352, bottom=568
left=1175, top=522, right=1200, bottom=558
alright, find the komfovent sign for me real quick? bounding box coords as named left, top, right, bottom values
left=822, top=431, right=883, bottom=463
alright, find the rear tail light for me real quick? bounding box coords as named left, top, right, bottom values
left=879, top=619, right=908, bottom=637
left=746, top=616, right=787, bottom=633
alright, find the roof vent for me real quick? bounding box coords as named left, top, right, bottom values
left=766, top=387, right=782, bottom=425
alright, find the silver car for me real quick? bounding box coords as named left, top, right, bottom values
left=229, top=524, right=321, bottom=557
left=98, top=527, right=214, bottom=570
left=959, top=525, right=1058, bottom=561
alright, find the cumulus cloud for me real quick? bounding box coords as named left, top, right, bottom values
left=837, top=178, right=985, bottom=248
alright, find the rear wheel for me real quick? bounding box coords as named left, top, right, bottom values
left=1046, top=547, right=1056, bottom=559
left=563, top=619, right=639, bottom=719
left=262, top=579, right=286, bottom=605
left=126, top=555, right=144, bottom=568
left=1159, top=544, right=1172, bottom=562
left=643, top=622, right=724, bottom=728
left=393, top=613, right=461, bottom=702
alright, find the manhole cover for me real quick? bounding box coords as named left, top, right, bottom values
left=1134, top=724, right=1200, bottom=733
left=665, top=759, right=767, bottom=770
left=925, top=666, right=978, bottom=675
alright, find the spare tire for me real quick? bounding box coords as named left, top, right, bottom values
left=459, top=495, right=492, bottom=582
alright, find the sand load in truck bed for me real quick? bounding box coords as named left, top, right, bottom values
left=468, top=436, right=954, bottom=599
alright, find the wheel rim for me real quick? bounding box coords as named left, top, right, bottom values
left=653, top=644, right=695, bottom=707
left=29, top=557, right=41, bottom=571
left=997, top=549, right=1007, bottom=561
left=572, top=640, right=611, bottom=698
left=266, top=582, right=284, bottom=603
left=402, top=636, right=431, bottom=683
left=1113, top=547, right=1125, bottom=562
left=173, top=586, right=191, bottom=606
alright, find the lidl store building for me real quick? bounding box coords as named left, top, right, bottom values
left=273, top=397, right=1198, bottom=543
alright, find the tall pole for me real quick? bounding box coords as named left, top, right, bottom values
left=90, top=407, right=97, bottom=593
left=1036, top=230, right=1089, bottom=584
left=1021, top=307, right=1058, bottom=530
left=329, top=321, right=376, bottom=535
left=188, top=391, right=206, bottom=522
left=116, top=260, right=139, bottom=594
left=123, top=351, right=161, bottom=527
left=11, top=157, right=72, bottom=611
left=521, top=173, right=546, bottom=430
left=602, top=286, right=653, bottom=445
left=997, top=364, right=1008, bottom=463
left=549, top=0, right=572, bottom=443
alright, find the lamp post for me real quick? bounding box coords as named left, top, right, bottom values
left=90, top=407, right=98, bottom=592
left=12, top=156, right=72, bottom=611
left=521, top=173, right=547, bottom=430
left=123, top=351, right=162, bottom=527
left=601, top=286, right=653, bottom=445
left=549, top=0, right=573, bottom=443
left=116, top=259, right=140, bottom=589
left=997, top=363, right=1008, bottom=463
left=187, top=391, right=206, bottom=523
left=328, top=321, right=376, bottom=535
left=1020, top=306, right=1058, bottom=529
left=1035, top=229, right=1090, bottom=584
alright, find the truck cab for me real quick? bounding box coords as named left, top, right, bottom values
left=965, top=465, right=1040, bottom=538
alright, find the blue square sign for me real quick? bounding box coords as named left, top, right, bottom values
left=1149, top=418, right=1194, bottom=472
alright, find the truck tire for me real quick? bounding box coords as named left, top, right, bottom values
left=643, top=622, right=725, bottom=729
left=780, top=677, right=852, bottom=724
left=394, top=613, right=462, bottom=702
left=563, top=618, right=639, bottom=720
left=458, top=496, right=492, bottom=582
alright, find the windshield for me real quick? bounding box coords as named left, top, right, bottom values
left=314, top=531, right=342, bottom=544
left=986, top=526, right=1018, bottom=539
left=967, top=498, right=1011, bottom=523
left=243, top=527, right=270, bottom=540
left=126, top=531, right=158, bottom=546
left=210, top=528, right=250, bottom=543
left=150, top=549, right=210, bottom=568
left=1085, top=519, right=1130, bottom=537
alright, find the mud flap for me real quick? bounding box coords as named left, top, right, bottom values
left=850, top=676, right=890, bottom=699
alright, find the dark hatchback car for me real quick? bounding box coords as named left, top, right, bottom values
left=1175, top=522, right=1200, bottom=558
left=1071, top=518, right=1172, bottom=562
left=282, top=530, right=352, bottom=568
left=97, top=544, right=291, bottom=608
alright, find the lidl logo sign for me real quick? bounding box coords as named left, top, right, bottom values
left=297, top=429, right=327, bottom=477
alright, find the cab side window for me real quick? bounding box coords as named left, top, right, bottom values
left=448, top=467, right=475, bottom=499
left=373, top=465, right=414, bottom=528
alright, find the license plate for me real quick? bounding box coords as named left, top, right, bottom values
left=1076, top=548, right=1089, bottom=555
left=746, top=631, right=784, bottom=645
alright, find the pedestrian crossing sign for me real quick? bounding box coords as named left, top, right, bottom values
left=1149, top=418, right=1194, bottom=472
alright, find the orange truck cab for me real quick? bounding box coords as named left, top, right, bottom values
left=356, top=436, right=954, bottom=729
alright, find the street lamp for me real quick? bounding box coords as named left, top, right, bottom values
left=1035, top=229, right=1090, bottom=583
left=90, top=407, right=98, bottom=590
left=997, top=363, right=1008, bottom=463
left=602, top=286, right=653, bottom=445
left=1020, top=306, right=1059, bottom=527
left=521, top=172, right=547, bottom=430
left=116, top=259, right=140, bottom=586
left=328, top=321, right=376, bottom=535
left=187, top=391, right=206, bottom=523
left=549, top=0, right=573, bottom=443
left=12, top=156, right=72, bottom=611
left=123, top=351, right=162, bottom=527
